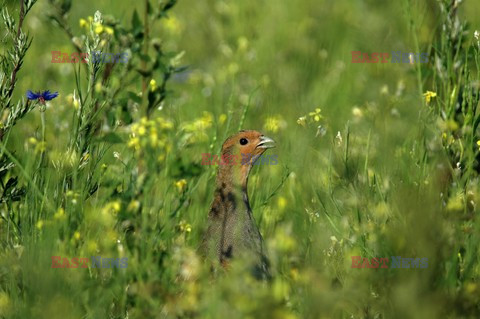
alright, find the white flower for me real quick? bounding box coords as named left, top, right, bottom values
left=335, top=131, right=343, bottom=146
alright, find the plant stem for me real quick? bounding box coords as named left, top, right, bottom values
left=7, top=0, right=26, bottom=100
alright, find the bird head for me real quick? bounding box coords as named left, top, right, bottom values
left=218, top=130, right=276, bottom=188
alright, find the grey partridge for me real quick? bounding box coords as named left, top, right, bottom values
left=201, top=130, right=275, bottom=279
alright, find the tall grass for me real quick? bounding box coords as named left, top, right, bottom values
left=0, top=0, right=480, bottom=318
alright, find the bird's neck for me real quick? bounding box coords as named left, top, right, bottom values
left=216, top=161, right=251, bottom=190
left=215, top=163, right=253, bottom=212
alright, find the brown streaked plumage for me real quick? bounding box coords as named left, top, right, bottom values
left=200, top=130, right=275, bottom=279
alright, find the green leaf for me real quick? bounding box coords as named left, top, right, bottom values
left=163, top=0, right=177, bottom=11
left=131, top=9, right=143, bottom=36
left=127, top=91, right=142, bottom=104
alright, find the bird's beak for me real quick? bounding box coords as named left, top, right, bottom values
left=256, top=135, right=276, bottom=149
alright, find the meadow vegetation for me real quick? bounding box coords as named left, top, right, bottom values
left=1, top=0, right=480, bottom=318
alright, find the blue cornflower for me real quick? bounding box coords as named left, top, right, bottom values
left=26, top=90, right=59, bottom=104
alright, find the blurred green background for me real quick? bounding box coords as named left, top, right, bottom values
left=1, top=0, right=480, bottom=318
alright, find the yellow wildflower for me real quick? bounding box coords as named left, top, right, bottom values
left=277, top=196, right=287, bottom=210
left=183, top=112, right=213, bottom=133
left=175, top=179, right=187, bottom=193
left=36, top=220, right=44, bottom=230
left=272, top=278, right=290, bottom=301
left=275, top=230, right=296, bottom=252
left=178, top=220, right=192, bottom=233
left=264, top=117, right=279, bottom=133
left=54, top=208, right=66, bottom=220
left=149, top=79, right=157, bottom=92
left=79, top=18, right=88, bottom=28
left=104, top=26, right=114, bottom=35
left=150, top=129, right=158, bottom=147
left=264, top=115, right=286, bottom=133
left=35, top=141, right=47, bottom=153
left=102, top=200, right=121, bottom=214
left=423, top=91, right=437, bottom=104
left=308, top=108, right=322, bottom=122
left=112, top=201, right=121, bottom=212
left=127, top=137, right=140, bottom=150
left=164, top=15, right=182, bottom=34
left=218, top=114, right=227, bottom=125
left=137, top=125, right=146, bottom=136
left=127, top=200, right=140, bottom=212
left=73, top=231, right=81, bottom=240
left=196, top=112, right=213, bottom=129
left=94, top=24, right=104, bottom=34
left=157, top=117, right=174, bottom=130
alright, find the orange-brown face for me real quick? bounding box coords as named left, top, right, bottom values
left=217, top=130, right=275, bottom=187
left=221, top=130, right=275, bottom=162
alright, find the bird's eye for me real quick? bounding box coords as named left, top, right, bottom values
left=239, top=138, right=248, bottom=145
